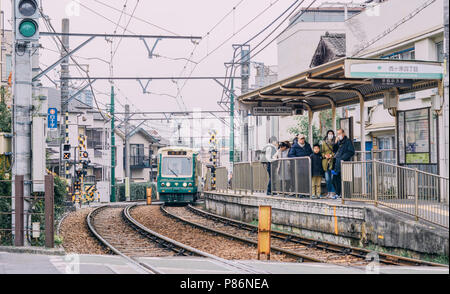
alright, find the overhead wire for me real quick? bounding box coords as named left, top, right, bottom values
left=174, top=0, right=283, bottom=114
left=93, top=0, right=180, bottom=36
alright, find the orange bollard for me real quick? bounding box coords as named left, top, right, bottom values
left=146, top=187, right=152, bottom=205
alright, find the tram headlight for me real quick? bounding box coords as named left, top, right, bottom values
left=161, top=183, right=165, bottom=187
left=166, top=182, right=171, bottom=187
left=183, top=183, right=188, bottom=187
left=188, top=183, right=193, bottom=187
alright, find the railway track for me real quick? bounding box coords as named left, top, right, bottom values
left=87, top=205, right=269, bottom=274
left=163, top=205, right=447, bottom=268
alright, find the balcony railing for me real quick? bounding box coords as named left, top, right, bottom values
left=124, top=156, right=150, bottom=169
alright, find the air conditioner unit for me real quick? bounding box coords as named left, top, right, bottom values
left=383, top=90, right=398, bottom=110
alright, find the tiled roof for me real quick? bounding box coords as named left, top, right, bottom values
left=310, top=33, right=346, bottom=68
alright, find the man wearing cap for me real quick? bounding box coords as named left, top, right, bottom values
left=288, top=134, right=313, bottom=158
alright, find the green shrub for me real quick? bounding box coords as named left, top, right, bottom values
left=116, top=182, right=157, bottom=202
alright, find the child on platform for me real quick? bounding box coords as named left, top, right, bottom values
left=310, top=144, right=324, bottom=199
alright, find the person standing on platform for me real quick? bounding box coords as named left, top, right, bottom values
left=273, top=141, right=291, bottom=193
left=262, top=136, right=278, bottom=195
left=288, top=134, right=313, bottom=158
left=310, top=144, right=324, bottom=199
left=321, top=130, right=337, bottom=198
left=331, top=129, right=355, bottom=199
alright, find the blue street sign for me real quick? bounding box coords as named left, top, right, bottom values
left=48, top=108, right=58, bottom=130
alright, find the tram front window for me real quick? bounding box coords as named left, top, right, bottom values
left=162, top=157, right=192, bottom=177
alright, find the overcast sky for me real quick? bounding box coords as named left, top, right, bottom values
left=2, top=0, right=362, bottom=141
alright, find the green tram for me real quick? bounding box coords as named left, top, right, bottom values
left=156, top=147, right=201, bottom=204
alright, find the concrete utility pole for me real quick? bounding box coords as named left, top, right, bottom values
left=443, top=0, right=449, bottom=179
left=230, top=79, right=235, bottom=166
left=124, top=104, right=131, bottom=202
left=12, top=42, right=33, bottom=244
left=60, top=19, right=70, bottom=177
left=110, top=85, right=116, bottom=202
left=240, top=46, right=250, bottom=162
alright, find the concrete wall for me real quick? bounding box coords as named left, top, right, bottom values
left=205, top=192, right=449, bottom=256
left=277, top=21, right=346, bottom=80
left=344, top=0, right=444, bottom=147
left=346, top=0, right=443, bottom=57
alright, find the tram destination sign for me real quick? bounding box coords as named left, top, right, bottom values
left=252, top=106, right=293, bottom=116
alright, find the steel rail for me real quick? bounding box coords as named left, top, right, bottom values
left=187, top=205, right=448, bottom=268
left=160, top=205, right=323, bottom=263
left=87, top=205, right=162, bottom=274
left=125, top=204, right=269, bottom=274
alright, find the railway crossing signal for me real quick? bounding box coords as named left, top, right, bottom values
left=15, top=0, right=40, bottom=42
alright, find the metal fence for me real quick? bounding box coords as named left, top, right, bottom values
left=251, top=162, right=269, bottom=193
left=210, top=157, right=311, bottom=197
left=215, top=167, right=228, bottom=192
left=0, top=175, right=55, bottom=247
left=342, top=160, right=449, bottom=228
left=232, top=162, right=253, bottom=193
left=271, top=157, right=311, bottom=197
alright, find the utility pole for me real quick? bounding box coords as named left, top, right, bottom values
left=240, top=46, right=250, bottom=162
left=60, top=18, right=70, bottom=178
left=12, top=0, right=41, bottom=244
left=443, top=0, right=449, bottom=179
left=110, top=85, right=116, bottom=202
left=124, top=104, right=130, bottom=202
left=229, top=79, right=235, bottom=167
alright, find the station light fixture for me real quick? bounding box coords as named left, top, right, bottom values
left=15, top=0, right=40, bottom=42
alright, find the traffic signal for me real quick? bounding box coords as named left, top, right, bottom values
left=15, top=0, right=40, bottom=42
left=63, top=152, right=71, bottom=160
left=63, top=144, right=71, bottom=152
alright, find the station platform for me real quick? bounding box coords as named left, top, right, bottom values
left=0, top=251, right=447, bottom=274
left=203, top=191, right=449, bottom=257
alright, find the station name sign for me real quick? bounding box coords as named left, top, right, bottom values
left=252, top=106, right=292, bottom=116
left=345, top=59, right=443, bottom=80
left=372, top=78, right=413, bottom=87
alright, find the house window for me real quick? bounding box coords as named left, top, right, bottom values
left=130, top=144, right=144, bottom=166
left=381, top=48, right=415, bottom=60
left=436, top=41, right=444, bottom=62
left=86, top=129, right=102, bottom=149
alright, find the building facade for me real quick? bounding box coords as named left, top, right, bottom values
left=275, top=6, right=363, bottom=146
left=115, top=127, right=164, bottom=183
left=344, top=0, right=445, bottom=175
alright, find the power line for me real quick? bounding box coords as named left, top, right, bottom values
left=111, top=0, right=140, bottom=60
left=93, top=0, right=181, bottom=36
left=352, top=0, right=437, bottom=56
left=72, top=0, right=137, bottom=35
left=174, top=0, right=283, bottom=111
left=39, top=6, right=108, bottom=121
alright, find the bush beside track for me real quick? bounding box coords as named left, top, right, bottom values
left=116, top=182, right=157, bottom=202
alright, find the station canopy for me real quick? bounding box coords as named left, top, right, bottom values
left=238, top=57, right=443, bottom=113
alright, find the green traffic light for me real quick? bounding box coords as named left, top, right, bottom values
left=19, top=20, right=37, bottom=38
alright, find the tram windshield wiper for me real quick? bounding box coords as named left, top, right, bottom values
left=168, top=168, right=178, bottom=177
